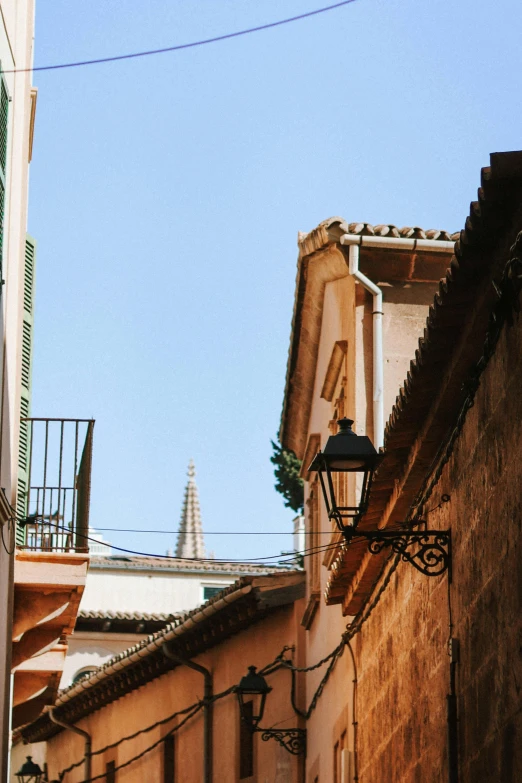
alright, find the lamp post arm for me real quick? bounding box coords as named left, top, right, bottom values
left=257, top=726, right=306, bottom=756
left=347, top=528, right=451, bottom=579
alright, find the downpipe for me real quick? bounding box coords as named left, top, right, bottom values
left=447, top=638, right=459, bottom=783
left=340, top=233, right=455, bottom=449
left=342, top=239, right=384, bottom=448
left=163, top=644, right=213, bottom=783
left=49, top=708, right=92, bottom=782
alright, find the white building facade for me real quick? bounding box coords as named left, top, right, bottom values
left=0, top=1, right=36, bottom=776
left=61, top=463, right=296, bottom=688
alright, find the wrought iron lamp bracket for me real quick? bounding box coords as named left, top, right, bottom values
left=341, top=525, right=451, bottom=579
left=257, top=727, right=307, bottom=756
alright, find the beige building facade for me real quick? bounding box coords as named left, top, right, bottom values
left=280, top=219, right=456, bottom=781
left=22, top=571, right=306, bottom=783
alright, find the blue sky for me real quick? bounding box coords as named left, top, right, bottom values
left=29, top=0, right=522, bottom=560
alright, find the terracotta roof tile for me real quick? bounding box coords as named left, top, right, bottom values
left=282, top=217, right=458, bottom=456
left=295, top=217, right=457, bottom=260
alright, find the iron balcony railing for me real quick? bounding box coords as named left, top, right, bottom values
left=17, top=418, right=94, bottom=553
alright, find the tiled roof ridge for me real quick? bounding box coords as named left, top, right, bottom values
left=57, top=579, right=249, bottom=699
left=21, top=570, right=305, bottom=743
left=78, top=609, right=178, bottom=622
left=56, top=570, right=302, bottom=702
left=297, top=216, right=458, bottom=258
left=281, top=215, right=458, bottom=454
left=89, top=554, right=291, bottom=573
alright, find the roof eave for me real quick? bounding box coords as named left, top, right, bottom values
left=21, top=570, right=305, bottom=743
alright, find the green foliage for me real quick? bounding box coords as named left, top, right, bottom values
left=270, top=439, right=304, bottom=513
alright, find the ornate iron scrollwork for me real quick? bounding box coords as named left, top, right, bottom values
left=346, top=529, right=451, bottom=578
left=260, top=728, right=307, bottom=756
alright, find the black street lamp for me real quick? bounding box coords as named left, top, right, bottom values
left=236, top=666, right=271, bottom=729
left=308, top=418, right=383, bottom=529
left=235, top=666, right=306, bottom=756
left=14, top=757, right=45, bottom=783
left=309, top=418, right=451, bottom=578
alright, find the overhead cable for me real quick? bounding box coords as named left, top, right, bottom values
left=16, top=517, right=360, bottom=566
left=4, top=0, right=357, bottom=75
left=94, top=528, right=333, bottom=535
left=14, top=515, right=367, bottom=564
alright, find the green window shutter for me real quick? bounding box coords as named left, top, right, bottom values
left=0, top=70, right=8, bottom=280
left=16, top=235, right=36, bottom=545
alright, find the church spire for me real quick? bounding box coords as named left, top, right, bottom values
left=175, top=460, right=206, bottom=559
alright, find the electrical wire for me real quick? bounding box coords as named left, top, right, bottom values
left=58, top=651, right=288, bottom=781
left=80, top=704, right=202, bottom=783
left=58, top=683, right=238, bottom=778
left=93, top=528, right=336, bottom=535
left=53, top=246, right=522, bottom=782
left=5, top=1, right=358, bottom=75
left=346, top=637, right=359, bottom=782
left=0, top=514, right=15, bottom=555
left=55, top=566, right=393, bottom=781
left=15, top=515, right=369, bottom=565
left=56, top=701, right=202, bottom=778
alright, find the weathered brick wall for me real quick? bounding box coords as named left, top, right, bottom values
left=355, top=287, right=522, bottom=781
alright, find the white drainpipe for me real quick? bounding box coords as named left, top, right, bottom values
left=339, top=234, right=455, bottom=448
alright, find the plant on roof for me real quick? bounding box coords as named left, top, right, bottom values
left=270, top=439, right=304, bottom=513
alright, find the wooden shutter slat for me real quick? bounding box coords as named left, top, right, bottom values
left=16, top=235, right=37, bottom=545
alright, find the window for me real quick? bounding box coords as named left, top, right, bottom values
left=334, top=731, right=351, bottom=783
left=163, top=735, right=175, bottom=783
left=301, top=479, right=322, bottom=629
left=239, top=701, right=254, bottom=779
left=309, top=481, right=320, bottom=596
left=203, top=585, right=224, bottom=601
left=72, top=667, right=97, bottom=684
left=106, top=761, right=116, bottom=783
left=334, top=731, right=348, bottom=783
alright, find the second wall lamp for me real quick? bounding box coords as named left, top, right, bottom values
left=235, top=666, right=306, bottom=756
left=309, top=418, right=450, bottom=578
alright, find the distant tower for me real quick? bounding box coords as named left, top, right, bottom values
left=175, top=460, right=206, bottom=559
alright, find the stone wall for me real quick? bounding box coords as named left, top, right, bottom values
left=355, top=278, right=522, bottom=782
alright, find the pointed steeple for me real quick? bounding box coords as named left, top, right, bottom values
left=175, top=460, right=206, bottom=559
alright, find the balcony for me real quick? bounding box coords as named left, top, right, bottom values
left=17, top=418, right=94, bottom=553
left=12, top=419, right=94, bottom=729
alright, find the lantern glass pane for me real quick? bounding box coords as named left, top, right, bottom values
left=328, top=458, right=367, bottom=470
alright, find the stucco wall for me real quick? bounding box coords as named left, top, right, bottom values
left=356, top=279, right=438, bottom=441
left=60, top=633, right=149, bottom=689
left=59, top=566, right=268, bottom=690
left=80, top=566, right=236, bottom=614
left=300, top=270, right=441, bottom=781
left=43, top=603, right=305, bottom=783
left=354, top=286, right=522, bottom=781
left=303, top=274, right=356, bottom=782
